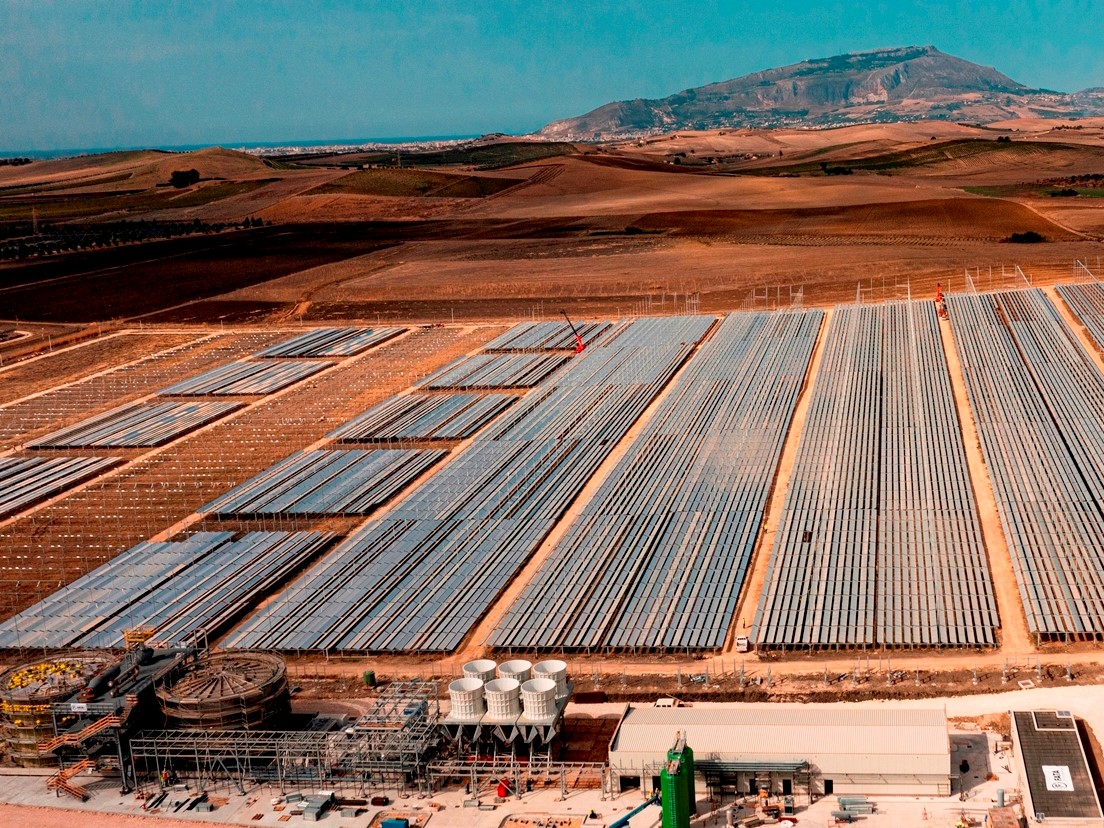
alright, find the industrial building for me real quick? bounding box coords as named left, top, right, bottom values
left=608, top=704, right=951, bottom=800
left=1010, top=710, right=1104, bottom=826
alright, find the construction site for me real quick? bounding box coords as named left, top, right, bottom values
left=4, top=268, right=1104, bottom=825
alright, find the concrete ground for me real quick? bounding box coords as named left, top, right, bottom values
left=3, top=683, right=1103, bottom=828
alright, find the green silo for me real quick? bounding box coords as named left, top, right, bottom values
left=674, top=740, right=695, bottom=814
left=660, top=733, right=694, bottom=828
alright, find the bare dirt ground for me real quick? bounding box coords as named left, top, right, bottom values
left=4, top=123, right=1104, bottom=696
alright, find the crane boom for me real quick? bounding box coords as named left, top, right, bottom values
left=560, top=310, right=585, bottom=353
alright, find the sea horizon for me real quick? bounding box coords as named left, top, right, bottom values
left=2, top=134, right=495, bottom=160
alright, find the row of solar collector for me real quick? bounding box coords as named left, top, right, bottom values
left=0, top=329, right=569, bottom=646
left=12, top=297, right=1104, bottom=652
left=329, top=393, right=517, bottom=442
left=0, top=532, right=332, bottom=649
left=489, top=310, right=823, bottom=650
left=0, top=456, right=122, bottom=518
left=23, top=327, right=406, bottom=450
left=255, top=326, right=405, bottom=358
left=753, top=302, right=998, bottom=648
left=0, top=323, right=599, bottom=648
left=29, top=400, right=244, bottom=449
left=1059, top=283, right=1104, bottom=354
left=949, top=288, right=1104, bottom=637
left=202, top=449, right=446, bottom=517
left=421, top=353, right=568, bottom=390
left=483, top=319, right=612, bottom=351
left=226, top=316, right=715, bottom=652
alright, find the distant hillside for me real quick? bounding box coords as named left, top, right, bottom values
left=540, top=46, right=1104, bottom=140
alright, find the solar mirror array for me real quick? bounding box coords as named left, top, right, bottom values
left=1057, top=283, right=1104, bottom=348
left=330, top=393, right=517, bottom=442
left=255, top=326, right=405, bottom=358
left=159, top=359, right=332, bottom=396
left=421, top=352, right=568, bottom=390
left=949, top=288, right=1104, bottom=640
left=27, top=400, right=244, bottom=448
left=226, top=316, right=714, bottom=652
left=483, top=320, right=612, bottom=351
left=202, top=448, right=446, bottom=517
left=0, top=531, right=333, bottom=649
left=0, top=456, right=122, bottom=519
left=490, top=310, right=822, bottom=652
left=753, top=302, right=998, bottom=648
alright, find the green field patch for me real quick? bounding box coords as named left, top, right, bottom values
left=329, top=141, right=575, bottom=171
left=312, top=169, right=523, bottom=198
left=740, top=139, right=1098, bottom=177
left=163, top=179, right=273, bottom=208
left=0, top=178, right=275, bottom=220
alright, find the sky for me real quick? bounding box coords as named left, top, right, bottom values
left=3, top=0, right=1102, bottom=152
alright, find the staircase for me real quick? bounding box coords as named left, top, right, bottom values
left=37, top=713, right=121, bottom=754
left=37, top=694, right=137, bottom=754
left=46, top=758, right=94, bottom=801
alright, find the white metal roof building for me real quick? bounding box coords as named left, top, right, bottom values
left=608, top=704, right=951, bottom=799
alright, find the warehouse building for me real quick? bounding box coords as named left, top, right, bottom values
left=608, top=704, right=951, bottom=801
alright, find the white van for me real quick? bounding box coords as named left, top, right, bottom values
left=735, top=635, right=751, bottom=653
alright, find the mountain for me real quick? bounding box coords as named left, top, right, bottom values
left=539, top=46, right=1104, bottom=140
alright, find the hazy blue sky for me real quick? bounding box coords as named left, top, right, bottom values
left=3, top=0, right=1101, bottom=152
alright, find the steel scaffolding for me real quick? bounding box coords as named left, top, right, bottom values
left=129, top=680, right=442, bottom=796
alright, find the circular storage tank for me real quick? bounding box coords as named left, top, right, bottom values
left=0, top=652, right=113, bottom=767
left=520, top=678, right=556, bottom=719
left=448, top=677, right=485, bottom=720
left=157, top=651, right=289, bottom=730
left=497, top=659, right=532, bottom=683
left=533, top=659, right=569, bottom=698
left=462, top=659, right=497, bottom=683
left=484, top=677, right=520, bottom=718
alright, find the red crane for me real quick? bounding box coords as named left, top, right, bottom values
left=561, top=310, right=585, bottom=353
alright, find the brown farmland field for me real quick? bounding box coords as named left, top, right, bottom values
left=3, top=123, right=1104, bottom=683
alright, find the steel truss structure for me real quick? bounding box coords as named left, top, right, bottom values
left=129, top=680, right=442, bottom=796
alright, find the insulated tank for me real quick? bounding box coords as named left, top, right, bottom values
left=462, top=659, right=497, bottom=683
left=497, top=659, right=532, bottom=683
left=520, top=678, right=556, bottom=719
left=448, top=677, right=485, bottom=720
left=533, top=659, right=568, bottom=698
left=483, top=677, right=520, bottom=718
left=0, top=652, right=112, bottom=767
left=156, top=651, right=289, bottom=730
